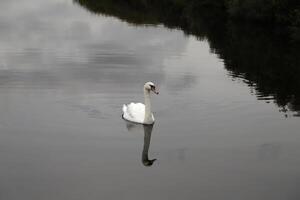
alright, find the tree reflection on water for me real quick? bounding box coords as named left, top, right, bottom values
left=75, top=0, right=300, bottom=116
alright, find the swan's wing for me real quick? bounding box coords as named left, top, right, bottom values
left=123, top=103, right=145, bottom=124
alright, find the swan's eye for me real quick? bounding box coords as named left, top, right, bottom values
left=150, top=85, right=155, bottom=89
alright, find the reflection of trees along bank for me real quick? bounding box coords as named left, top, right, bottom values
left=75, top=0, right=300, bottom=116
left=74, top=0, right=300, bottom=33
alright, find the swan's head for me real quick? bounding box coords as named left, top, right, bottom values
left=144, top=82, right=159, bottom=94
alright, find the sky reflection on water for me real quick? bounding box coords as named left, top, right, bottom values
left=0, top=0, right=300, bottom=200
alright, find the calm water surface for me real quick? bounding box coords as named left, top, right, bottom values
left=1, top=0, right=300, bottom=199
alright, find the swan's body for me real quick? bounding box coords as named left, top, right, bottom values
left=122, top=82, right=158, bottom=125
left=123, top=103, right=155, bottom=124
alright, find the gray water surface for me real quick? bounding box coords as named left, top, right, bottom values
left=1, top=0, right=300, bottom=200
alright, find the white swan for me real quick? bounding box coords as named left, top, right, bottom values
left=122, top=82, right=159, bottom=124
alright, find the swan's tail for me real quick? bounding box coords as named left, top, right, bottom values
left=122, top=104, right=127, bottom=114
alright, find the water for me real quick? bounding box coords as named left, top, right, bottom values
left=0, top=0, right=300, bottom=199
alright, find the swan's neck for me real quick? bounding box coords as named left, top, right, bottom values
left=144, top=89, right=152, bottom=123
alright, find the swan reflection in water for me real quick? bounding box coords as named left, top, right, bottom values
left=125, top=121, right=157, bottom=166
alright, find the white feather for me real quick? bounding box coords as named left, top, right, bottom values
left=122, top=82, right=157, bottom=125
left=122, top=103, right=154, bottom=124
